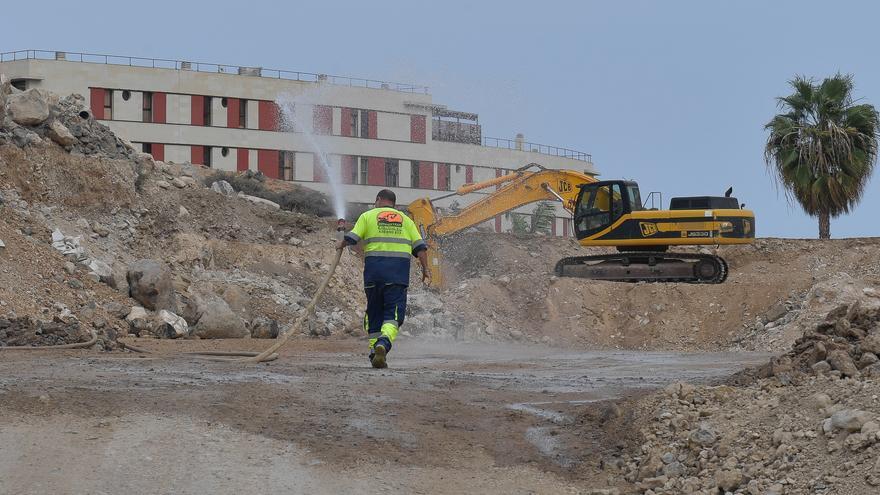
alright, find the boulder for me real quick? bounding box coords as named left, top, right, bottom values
left=125, top=306, right=152, bottom=336
left=126, top=259, right=177, bottom=312
left=861, top=333, right=880, bottom=355
left=85, top=258, right=115, bottom=287
left=6, top=89, right=49, bottom=126
left=250, top=317, right=279, bottom=339
left=192, top=294, right=248, bottom=339
left=716, top=469, right=743, bottom=491
left=238, top=192, right=280, bottom=209
left=688, top=423, right=717, bottom=447
left=47, top=120, right=77, bottom=146
left=211, top=180, right=235, bottom=196
left=155, top=310, right=189, bottom=339
left=827, top=350, right=860, bottom=377
left=830, top=409, right=873, bottom=433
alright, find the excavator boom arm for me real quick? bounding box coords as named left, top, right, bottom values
left=409, top=166, right=597, bottom=239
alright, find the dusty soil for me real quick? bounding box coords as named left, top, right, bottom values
left=0, top=340, right=767, bottom=494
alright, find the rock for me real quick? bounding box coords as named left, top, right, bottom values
left=862, top=421, right=880, bottom=435
left=47, top=120, right=77, bottom=146
left=288, top=237, right=304, bottom=247
left=85, top=259, right=115, bottom=287
left=765, top=301, right=787, bottom=323
left=250, top=317, right=279, bottom=339
left=211, top=180, right=235, bottom=196
left=125, top=306, right=152, bottom=336
left=6, top=89, right=50, bottom=125
left=0, top=239, right=5, bottom=251
left=178, top=205, right=190, bottom=217
left=830, top=409, right=873, bottom=432
left=861, top=334, right=880, bottom=355
left=810, top=393, right=833, bottom=410
left=63, top=261, right=76, bottom=274
left=92, top=223, right=110, bottom=237
left=157, top=180, right=171, bottom=189
left=716, top=469, right=743, bottom=491
left=859, top=352, right=879, bottom=369
left=238, top=192, right=280, bottom=209
left=126, top=259, right=177, bottom=312
left=155, top=310, right=189, bottom=339
left=664, top=382, right=696, bottom=400
left=192, top=294, right=248, bottom=339
left=104, top=302, right=129, bottom=319
left=827, top=350, right=860, bottom=377
left=637, top=454, right=664, bottom=480
left=688, top=423, right=717, bottom=447
left=509, top=329, right=523, bottom=340
left=811, top=360, right=832, bottom=374
left=663, top=461, right=686, bottom=478
left=171, top=177, right=187, bottom=188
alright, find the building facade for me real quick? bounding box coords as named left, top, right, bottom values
left=0, top=50, right=597, bottom=235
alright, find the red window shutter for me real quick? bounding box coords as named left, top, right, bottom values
left=227, top=98, right=240, bottom=128
left=191, top=96, right=205, bottom=126
left=367, top=157, right=384, bottom=185
left=340, top=108, right=351, bottom=137
left=258, top=101, right=279, bottom=131
left=368, top=111, right=378, bottom=139
left=437, top=164, right=450, bottom=190
left=151, top=143, right=165, bottom=162
left=257, top=149, right=279, bottom=179
left=152, top=92, right=166, bottom=123
left=495, top=216, right=502, bottom=233
left=419, top=162, right=434, bottom=189
left=340, top=156, right=354, bottom=184
left=495, top=168, right=503, bottom=190
left=191, top=145, right=204, bottom=165
left=314, top=158, right=325, bottom=182
left=410, top=115, right=426, bottom=143
left=237, top=148, right=249, bottom=171
left=465, top=165, right=473, bottom=184
left=313, top=105, right=332, bottom=135
left=89, top=88, right=104, bottom=120
left=563, top=219, right=570, bottom=237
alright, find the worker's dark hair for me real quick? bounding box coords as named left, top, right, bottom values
left=376, top=189, right=396, bottom=205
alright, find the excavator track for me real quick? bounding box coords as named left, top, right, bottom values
left=554, top=251, right=729, bottom=284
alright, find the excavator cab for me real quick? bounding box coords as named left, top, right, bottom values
left=573, top=180, right=641, bottom=239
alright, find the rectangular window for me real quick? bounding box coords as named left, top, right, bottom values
left=350, top=110, right=359, bottom=137
left=142, top=142, right=152, bottom=154
left=360, top=109, right=370, bottom=138
left=279, top=151, right=295, bottom=181
left=411, top=161, right=420, bottom=188
left=103, top=89, right=113, bottom=120
left=384, top=158, right=399, bottom=187
left=239, top=100, right=247, bottom=128
left=204, top=96, right=213, bottom=126
left=142, top=91, right=153, bottom=123
left=358, top=157, right=369, bottom=185
left=204, top=146, right=213, bottom=167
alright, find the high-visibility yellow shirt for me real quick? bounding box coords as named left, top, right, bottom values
left=344, top=207, right=427, bottom=286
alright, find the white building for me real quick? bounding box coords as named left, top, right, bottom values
left=0, top=50, right=597, bottom=236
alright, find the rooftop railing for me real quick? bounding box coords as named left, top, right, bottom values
left=481, top=136, right=592, bottom=162
left=0, top=49, right=429, bottom=94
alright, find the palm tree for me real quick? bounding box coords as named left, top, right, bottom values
left=764, top=74, right=879, bottom=239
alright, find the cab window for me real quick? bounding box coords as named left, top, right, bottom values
left=576, top=183, right=624, bottom=234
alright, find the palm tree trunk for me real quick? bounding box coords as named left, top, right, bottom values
left=818, top=211, right=831, bottom=239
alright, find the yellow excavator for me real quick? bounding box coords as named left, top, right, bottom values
left=407, top=163, right=754, bottom=286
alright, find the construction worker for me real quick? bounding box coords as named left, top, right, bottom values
left=336, top=189, right=430, bottom=368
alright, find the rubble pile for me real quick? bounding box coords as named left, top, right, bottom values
left=586, top=299, right=880, bottom=494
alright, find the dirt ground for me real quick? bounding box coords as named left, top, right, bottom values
left=0, top=339, right=768, bottom=494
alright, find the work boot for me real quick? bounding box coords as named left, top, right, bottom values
left=371, top=344, right=387, bottom=369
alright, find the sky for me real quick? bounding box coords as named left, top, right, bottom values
left=2, top=0, right=879, bottom=238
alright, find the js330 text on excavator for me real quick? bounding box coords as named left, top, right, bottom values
left=407, top=163, right=755, bottom=286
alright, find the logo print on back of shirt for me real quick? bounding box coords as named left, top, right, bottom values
left=377, top=211, right=403, bottom=225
